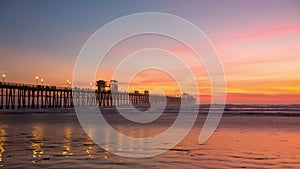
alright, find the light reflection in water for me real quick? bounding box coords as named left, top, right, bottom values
left=85, top=139, right=94, bottom=159
left=117, top=126, right=123, bottom=152
left=104, top=125, right=149, bottom=156
left=0, top=127, right=7, bottom=167
left=103, top=127, right=111, bottom=159
left=31, top=125, right=44, bottom=164
left=104, top=127, right=110, bottom=152
left=85, top=129, right=95, bottom=159
left=62, top=127, right=72, bottom=157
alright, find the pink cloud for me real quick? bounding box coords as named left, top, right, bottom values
left=166, top=46, right=194, bottom=55
left=217, top=22, right=300, bottom=44
left=196, top=93, right=300, bottom=104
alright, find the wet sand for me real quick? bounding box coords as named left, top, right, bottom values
left=0, top=109, right=300, bottom=168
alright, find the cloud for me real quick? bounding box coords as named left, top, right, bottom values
left=218, top=22, right=300, bottom=44
left=225, top=93, right=300, bottom=104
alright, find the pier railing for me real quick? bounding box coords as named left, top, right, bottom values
left=0, top=82, right=195, bottom=109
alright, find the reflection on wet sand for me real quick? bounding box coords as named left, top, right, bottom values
left=31, top=125, right=44, bottom=164
left=62, top=127, right=72, bottom=157
left=102, top=125, right=149, bottom=155
left=85, top=139, right=94, bottom=159
left=0, top=127, right=6, bottom=167
left=0, top=113, right=299, bottom=168
left=84, top=129, right=95, bottom=159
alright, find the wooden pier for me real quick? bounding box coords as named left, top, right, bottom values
left=0, top=82, right=195, bottom=109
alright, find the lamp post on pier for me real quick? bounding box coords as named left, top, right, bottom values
left=41, top=79, right=44, bottom=85
left=35, top=76, right=39, bottom=85
left=2, top=74, right=5, bottom=83
left=89, top=82, right=93, bottom=90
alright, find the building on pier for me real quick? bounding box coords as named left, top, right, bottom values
left=96, top=80, right=107, bottom=92
left=96, top=79, right=118, bottom=93
left=109, top=80, right=118, bottom=93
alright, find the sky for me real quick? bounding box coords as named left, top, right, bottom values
left=0, top=0, right=300, bottom=104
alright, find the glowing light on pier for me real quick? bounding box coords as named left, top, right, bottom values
left=1, top=74, right=5, bottom=83
left=35, top=76, right=39, bottom=85
left=89, top=82, right=93, bottom=90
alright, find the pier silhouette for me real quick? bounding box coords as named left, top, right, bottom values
left=0, top=80, right=195, bottom=110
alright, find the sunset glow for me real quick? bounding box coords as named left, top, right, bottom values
left=0, top=1, right=299, bottom=104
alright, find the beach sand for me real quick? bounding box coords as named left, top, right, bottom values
left=0, top=107, right=299, bottom=168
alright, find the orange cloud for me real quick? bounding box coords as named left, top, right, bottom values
left=226, top=93, right=300, bottom=104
